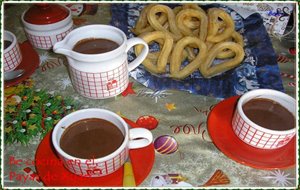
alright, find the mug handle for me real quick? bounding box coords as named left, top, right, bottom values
left=128, top=128, right=153, bottom=149
left=126, top=37, right=149, bottom=72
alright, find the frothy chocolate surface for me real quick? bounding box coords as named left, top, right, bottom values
left=72, top=38, right=119, bottom=54
left=242, top=98, right=295, bottom=131
left=60, top=118, right=124, bottom=159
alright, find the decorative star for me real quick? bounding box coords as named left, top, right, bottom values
left=262, top=170, right=294, bottom=187
left=121, top=82, right=136, bottom=97
left=39, top=52, right=51, bottom=66
left=33, top=96, right=41, bottom=102
left=56, top=96, right=63, bottom=100
left=57, top=78, right=72, bottom=90
left=28, top=124, right=37, bottom=131
left=165, top=103, right=176, bottom=111
left=53, top=120, right=60, bottom=125
left=5, top=127, right=13, bottom=133
left=5, top=98, right=18, bottom=106
left=116, top=111, right=125, bottom=117
left=6, top=107, right=16, bottom=113
left=29, top=114, right=36, bottom=119
left=138, top=90, right=172, bottom=103
left=4, top=87, right=17, bottom=95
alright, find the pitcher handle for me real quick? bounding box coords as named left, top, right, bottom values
left=125, top=38, right=149, bottom=72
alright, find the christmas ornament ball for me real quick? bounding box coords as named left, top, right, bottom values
left=154, top=135, right=178, bottom=155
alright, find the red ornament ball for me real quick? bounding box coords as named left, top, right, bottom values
left=136, top=115, right=158, bottom=130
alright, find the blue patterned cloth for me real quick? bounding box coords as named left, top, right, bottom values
left=110, top=3, right=284, bottom=98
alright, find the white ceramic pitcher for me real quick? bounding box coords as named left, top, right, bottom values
left=53, top=24, right=148, bottom=99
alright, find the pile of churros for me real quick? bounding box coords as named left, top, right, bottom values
left=133, top=4, right=245, bottom=79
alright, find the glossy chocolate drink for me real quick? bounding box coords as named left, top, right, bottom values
left=242, top=98, right=295, bottom=131
left=60, top=118, right=124, bottom=159
left=72, top=38, right=119, bottom=54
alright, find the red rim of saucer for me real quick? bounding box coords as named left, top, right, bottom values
left=35, top=122, right=155, bottom=187
left=207, top=96, right=296, bottom=170
left=4, top=41, right=39, bottom=88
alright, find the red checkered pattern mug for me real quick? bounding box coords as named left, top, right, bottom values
left=232, top=89, right=296, bottom=149
left=53, top=25, right=149, bottom=99
left=3, top=30, right=22, bottom=72
left=52, top=108, right=153, bottom=177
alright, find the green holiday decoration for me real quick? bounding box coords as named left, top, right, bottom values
left=4, top=81, right=79, bottom=145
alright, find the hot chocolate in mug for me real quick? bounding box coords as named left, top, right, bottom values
left=53, top=24, right=149, bottom=99
left=52, top=108, right=153, bottom=177
left=232, top=89, right=296, bottom=149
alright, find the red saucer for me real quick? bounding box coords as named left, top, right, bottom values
left=207, top=96, right=296, bottom=170
left=35, top=131, right=155, bottom=186
left=5, top=41, right=39, bottom=88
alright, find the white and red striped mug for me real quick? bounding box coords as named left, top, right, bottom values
left=232, top=89, right=296, bottom=149
left=53, top=24, right=149, bottom=99
left=52, top=108, right=153, bottom=177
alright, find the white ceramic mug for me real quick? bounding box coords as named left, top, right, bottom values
left=232, top=89, right=296, bottom=149
left=3, top=30, right=22, bottom=72
left=52, top=108, right=153, bottom=177
left=53, top=24, right=149, bottom=99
